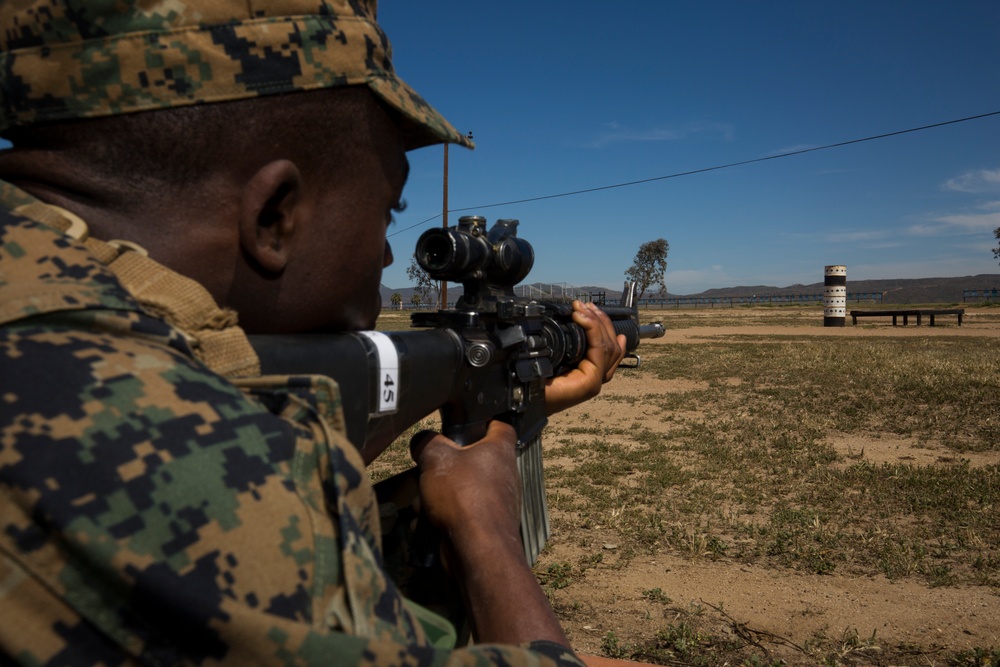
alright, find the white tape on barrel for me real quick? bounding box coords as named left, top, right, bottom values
left=359, top=331, right=399, bottom=414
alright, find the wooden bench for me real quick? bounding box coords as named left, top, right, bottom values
left=849, top=309, right=964, bottom=326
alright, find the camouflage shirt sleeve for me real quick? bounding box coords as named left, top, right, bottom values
left=0, top=203, right=585, bottom=667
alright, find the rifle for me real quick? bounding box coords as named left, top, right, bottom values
left=248, top=215, right=664, bottom=568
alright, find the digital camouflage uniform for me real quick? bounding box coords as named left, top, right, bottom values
left=0, top=2, right=584, bottom=665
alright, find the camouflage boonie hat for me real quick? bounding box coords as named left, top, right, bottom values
left=0, top=0, right=473, bottom=150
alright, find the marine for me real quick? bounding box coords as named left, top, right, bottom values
left=0, top=2, right=631, bottom=665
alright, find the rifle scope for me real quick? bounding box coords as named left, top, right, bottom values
left=415, top=216, right=534, bottom=287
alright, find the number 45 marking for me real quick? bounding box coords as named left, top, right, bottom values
left=360, top=331, right=400, bottom=415
left=382, top=373, right=395, bottom=404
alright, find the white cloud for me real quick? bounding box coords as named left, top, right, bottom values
left=587, top=120, right=734, bottom=148
left=935, top=210, right=1000, bottom=231
left=589, top=128, right=683, bottom=148
left=770, top=143, right=817, bottom=156
left=836, top=229, right=891, bottom=243
left=942, top=168, right=1000, bottom=193
left=905, top=200, right=1000, bottom=236
left=780, top=228, right=894, bottom=245
left=904, top=223, right=941, bottom=236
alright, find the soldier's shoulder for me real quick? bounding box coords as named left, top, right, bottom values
left=0, top=195, right=138, bottom=326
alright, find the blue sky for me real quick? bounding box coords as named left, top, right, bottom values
left=379, top=2, right=1000, bottom=295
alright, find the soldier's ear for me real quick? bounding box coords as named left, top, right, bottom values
left=238, top=159, right=301, bottom=274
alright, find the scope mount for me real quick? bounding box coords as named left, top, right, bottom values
left=415, top=215, right=535, bottom=311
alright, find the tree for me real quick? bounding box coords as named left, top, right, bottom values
left=390, top=292, right=402, bottom=310
left=406, top=256, right=439, bottom=308
left=625, top=238, right=669, bottom=301
left=410, top=292, right=422, bottom=308
left=993, top=227, right=1000, bottom=264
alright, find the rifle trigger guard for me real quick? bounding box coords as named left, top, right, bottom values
left=620, top=353, right=641, bottom=369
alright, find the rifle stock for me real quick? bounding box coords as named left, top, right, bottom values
left=250, top=328, right=463, bottom=464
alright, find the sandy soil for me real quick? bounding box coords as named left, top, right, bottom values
left=541, top=309, right=1000, bottom=665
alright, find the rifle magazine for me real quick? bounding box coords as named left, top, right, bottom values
left=517, top=434, right=551, bottom=565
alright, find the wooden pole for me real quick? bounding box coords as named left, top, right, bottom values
left=441, top=142, right=448, bottom=309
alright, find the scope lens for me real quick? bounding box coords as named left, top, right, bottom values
left=419, top=233, right=455, bottom=272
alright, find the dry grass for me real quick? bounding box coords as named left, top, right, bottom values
left=542, top=332, right=999, bottom=585
left=367, top=305, right=1000, bottom=665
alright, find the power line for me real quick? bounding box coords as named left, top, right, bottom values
left=388, top=109, right=1000, bottom=238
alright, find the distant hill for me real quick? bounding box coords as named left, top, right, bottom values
left=381, top=274, right=1000, bottom=308
left=689, top=274, right=1000, bottom=305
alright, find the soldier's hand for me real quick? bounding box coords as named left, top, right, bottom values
left=544, top=300, right=627, bottom=415
left=409, top=421, right=521, bottom=542
left=409, top=421, right=574, bottom=647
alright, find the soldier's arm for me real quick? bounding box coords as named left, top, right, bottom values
left=411, top=423, right=573, bottom=647
left=0, top=313, right=589, bottom=667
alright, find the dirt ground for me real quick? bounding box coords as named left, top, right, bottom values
left=541, top=309, right=1000, bottom=665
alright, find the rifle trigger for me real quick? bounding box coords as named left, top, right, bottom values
left=620, top=353, right=641, bottom=369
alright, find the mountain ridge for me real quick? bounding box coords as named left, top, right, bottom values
left=381, top=274, right=1000, bottom=307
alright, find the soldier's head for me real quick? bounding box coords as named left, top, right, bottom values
left=0, top=1, right=471, bottom=332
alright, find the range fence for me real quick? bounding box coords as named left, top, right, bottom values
left=638, top=292, right=885, bottom=309
left=391, top=286, right=1000, bottom=310
left=963, top=288, right=1000, bottom=303
left=386, top=291, right=891, bottom=310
